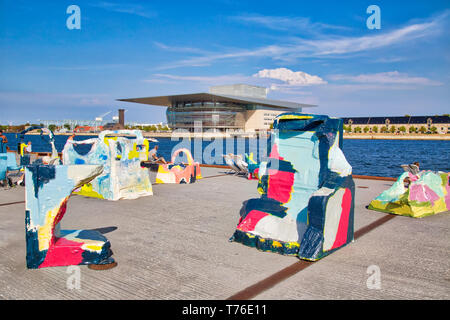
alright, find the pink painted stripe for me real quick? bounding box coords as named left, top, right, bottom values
left=269, top=144, right=280, bottom=159
left=445, top=184, right=450, bottom=209
left=331, top=188, right=352, bottom=250
left=237, top=210, right=269, bottom=232
left=409, top=184, right=440, bottom=204
left=267, top=170, right=295, bottom=204
left=39, top=237, right=84, bottom=268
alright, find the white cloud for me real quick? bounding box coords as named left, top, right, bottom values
left=231, top=14, right=352, bottom=33
left=91, top=2, right=156, bottom=18
left=148, top=73, right=251, bottom=85
left=254, top=68, right=327, bottom=86
left=156, top=11, right=448, bottom=69
left=329, top=71, right=442, bottom=86
left=148, top=69, right=326, bottom=94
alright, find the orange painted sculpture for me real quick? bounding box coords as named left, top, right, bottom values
left=155, top=148, right=202, bottom=184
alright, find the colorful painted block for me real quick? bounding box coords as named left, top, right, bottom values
left=0, top=153, right=7, bottom=181
left=155, top=148, right=202, bottom=184
left=230, top=113, right=355, bottom=261
left=62, top=130, right=153, bottom=200
left=368, top=171, right=450, bottom=218
left=19, top=126, right=60, bottom=165
left=245, top=152, right=260, bottom=180
left=25, top=164, right=115, bottom=268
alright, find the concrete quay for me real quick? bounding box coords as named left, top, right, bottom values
left=0, top=167, right=449, bottom=300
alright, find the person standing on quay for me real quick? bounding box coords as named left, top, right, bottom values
left=0, top=129, right=9, bottom=152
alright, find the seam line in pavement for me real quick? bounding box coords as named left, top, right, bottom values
left=226, top=214, right=397, bottom=300
left=0, top=201, right=25, bottom=207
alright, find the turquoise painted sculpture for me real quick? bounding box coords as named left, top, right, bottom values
left=62, top=130, right=154, bottom=200
left=369, top=170, right=450, bottom=218
left=245, top=153, right=260, bottom=180
left=25, top=164, right=116, bottom=268
left=230, top=113, right=355, bottom=261
left=0, top=153, right=7, bottom=182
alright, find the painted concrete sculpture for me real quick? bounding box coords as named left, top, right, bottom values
left=368, top=171, right=450, bottom=218
left=19, top=126, right=60, bottom=166
left=0, top=153, right=7, bottom=182
left=62, top=130, right=153, bottom=200
left=0, top=153, right=20, bottom=186
left=155, top=148, right=202, bottom=184
left=245, top=153, right=260, bottom=180
left=25, top=164, right=116, bottom=268
left=230, top=113, right=355, bottom=261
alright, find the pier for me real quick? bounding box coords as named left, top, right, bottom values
left=0, top=166, right=448, bottom=299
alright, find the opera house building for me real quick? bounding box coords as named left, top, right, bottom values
left=119, top=84, right=316, bottom=132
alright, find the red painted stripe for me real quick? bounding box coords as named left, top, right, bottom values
left=331, top=188, right=352, bottom=250
left=267, top=170, right=295, bottom=204
left=39, top=237, right=84, bottom=268
left=237, top=210, right=269, bottom=232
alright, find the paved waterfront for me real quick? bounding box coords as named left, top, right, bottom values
left=0, top=167, right=449, bottom=300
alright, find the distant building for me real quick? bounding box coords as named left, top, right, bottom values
left=342, top=116, right=450, bottom=134
left=102, top=109, right=125, bottom=130
left=103, top=122, right=123, bottom=130
left=118, top=84, right=316, bottom=132
left=74, top=125, right=103, bottom=133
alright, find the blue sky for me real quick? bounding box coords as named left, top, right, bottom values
left=0, top=0, right=449, bottom=124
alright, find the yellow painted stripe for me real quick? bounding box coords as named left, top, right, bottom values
left=278, top=115, right=313, bottom=120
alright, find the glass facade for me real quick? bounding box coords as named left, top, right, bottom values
left=166, top=101, right=248, bottom=132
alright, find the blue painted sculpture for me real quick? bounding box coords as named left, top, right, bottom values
left=230, top=113, right=355, bottom=261
left=62, top=130, right=154, bottom=200
left=25, top=164, right=116, bottom=268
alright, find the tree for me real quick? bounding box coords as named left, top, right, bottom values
left=48, top=124, right=56, bottom=132
left=390, top=126, right=396, bottom=133
left=398, top=126, right=406, bottom=133
left=372, top=126, right=378, bottom=133
left=64, top=123, right=71, bottom=130
left=409, top=126, right=416, bottom=133
left=419, top=126, right=426, bottom=133
left=380, top=126, right=388, bottom=133
left=430, top=126, right=437, bottom=134
left=363, top=126, right=370, bottom=133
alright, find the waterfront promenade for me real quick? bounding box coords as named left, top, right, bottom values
left=0, top=167, right=449, bottom=300
left=343, top=133, right=450, bottom=140
left=8, top=131, right=450, bottom=140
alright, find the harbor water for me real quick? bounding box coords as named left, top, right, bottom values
left=4, top=133, right=450, bottom=178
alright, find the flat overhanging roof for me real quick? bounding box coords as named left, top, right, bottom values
left=117, top=92, right=317, bottom=110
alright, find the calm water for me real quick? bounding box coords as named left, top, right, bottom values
left=4, top=133, right=450, bottom=178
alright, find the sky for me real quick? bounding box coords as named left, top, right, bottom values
left=0, top=0, right=449, bottom=125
